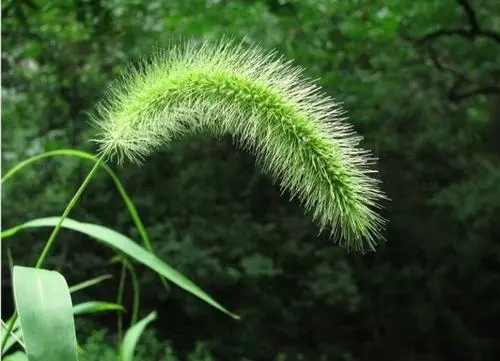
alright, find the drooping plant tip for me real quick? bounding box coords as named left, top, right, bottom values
left=90, top=39, right=387, bottom=251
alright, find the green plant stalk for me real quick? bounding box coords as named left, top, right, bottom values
left=34, top=157, right=103, bottom=268
left=117, top=260, right=127, bottom=345
left=1, top=150, right=152, bottom=256
left=1, top=320, right=24, bottom=350
left=1, top=149, right=171, bottom=292
left=125, top=259, right=140, bottom=326
left=1, top=156, right=103, bottom=351
left=112, top=255, right=141, bottom=347
left=113, top=256, right=140, bottom=346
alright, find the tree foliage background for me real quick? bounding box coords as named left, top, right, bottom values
left=2, top=0, right=499, bottom=360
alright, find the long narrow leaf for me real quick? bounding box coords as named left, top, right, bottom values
left=110, top=256, right=140, bottom=326
left=1, top=149, right=171, bottom=292
left=3, top=217, right=239, bottom=319
left=12, top=266, right=78, bottom=361
left=73, top=301, right=124, bottom=315
left=120, top=311, right=157, bottom=361
left=1, top=149, right=154, bottom=253
left=68, top=274, right=112, bottom=293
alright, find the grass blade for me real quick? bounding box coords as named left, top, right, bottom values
left=12, top=266, right=78, bottom=361
left=72, top=301, right=124, bottom=315
left=1, top=300, right=123, bottom=356
left=3, top=217, right=239, bottom=320
left=68, top=274, right=113, bottom=293
left=120, top=311, right=157, bottom=361
left=1, top=149, right=170, bottom=292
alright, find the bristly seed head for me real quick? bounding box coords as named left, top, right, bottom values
left=89, top=38, right=388, bottom=252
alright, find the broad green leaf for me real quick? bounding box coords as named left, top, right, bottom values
left=12, top=266, right=78, bottom=361
left=72, top=301, right=124, bottom=315
left=120, top=311, right=157, bottom=361
left=3, top=272, right=111, bottom=355
left=3, top=217, right=239, bottom=319
left=2, top=300, right=123, bottom=356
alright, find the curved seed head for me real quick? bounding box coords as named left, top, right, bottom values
left=90, top=38, right=388, bottom=251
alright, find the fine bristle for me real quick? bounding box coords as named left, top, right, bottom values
left=89, top=38, right=388, bottom=251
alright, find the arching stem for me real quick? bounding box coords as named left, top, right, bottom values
left=35, top=156, right=103, bottom=267
left=1, top=156, right=104, bottom=351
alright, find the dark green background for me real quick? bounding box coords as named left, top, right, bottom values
left=2, top=0, right=499, bottom=360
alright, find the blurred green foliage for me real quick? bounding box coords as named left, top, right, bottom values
left=80, top=327, right=317, bottom=361
left=2, top=0, right=499, bottom=360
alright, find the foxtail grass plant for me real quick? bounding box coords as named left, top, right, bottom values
left=92, top=39, right=387, bottom=250
left=2, top=38, right=387, bottom=360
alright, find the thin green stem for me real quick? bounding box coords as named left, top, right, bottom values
left=127, top=260, right=140, bottom=327
left=35, top=156, right=103, bottom=268
left=2, top=149, right=171, bottom=292
left=1, top=156, right=104, bottom=352
left=116, top=260, right=127, bottom=347
left=1, top=312, right=16, bottom=354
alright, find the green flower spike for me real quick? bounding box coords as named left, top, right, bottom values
left=91, top=39, right=387, bottom=251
